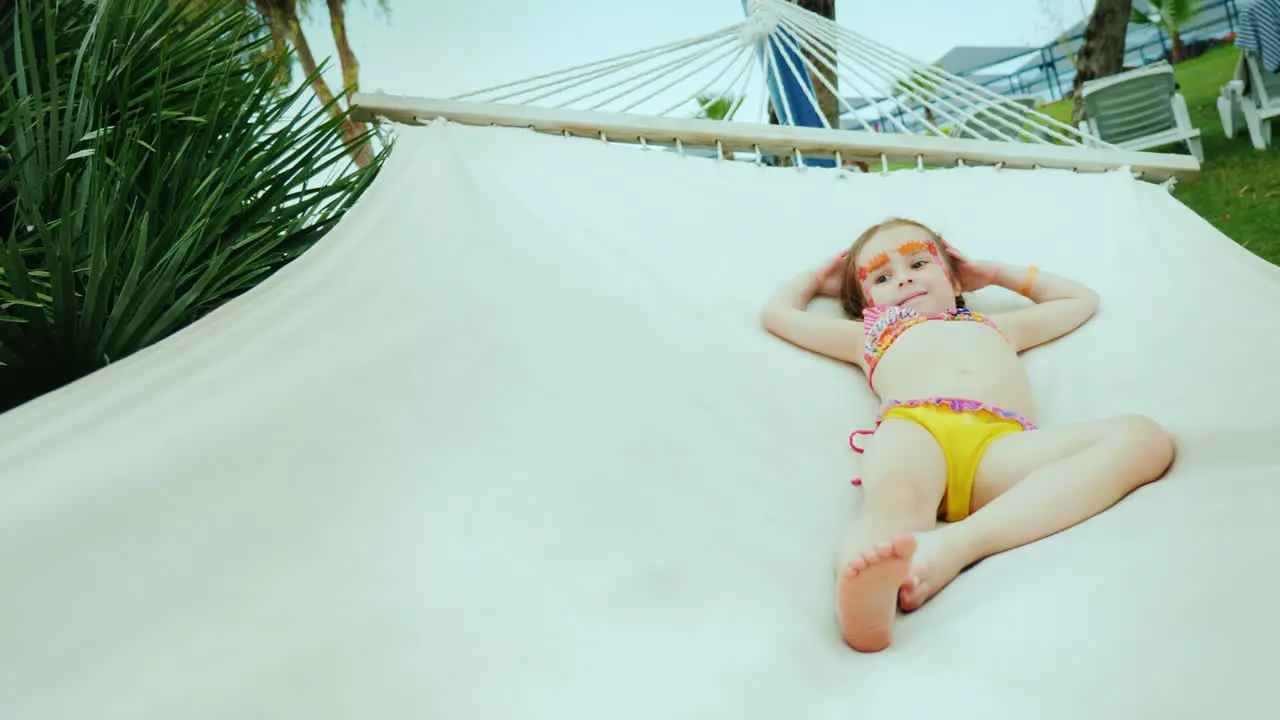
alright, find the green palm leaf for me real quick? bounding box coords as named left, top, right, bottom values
left=0, top=0, right=385, bottom=410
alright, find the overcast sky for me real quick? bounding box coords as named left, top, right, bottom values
left=297, top=0, right=1097, bottom=100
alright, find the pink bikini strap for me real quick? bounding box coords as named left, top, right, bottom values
left=861, top=305, right=885, bottom=333
left=848, top=428, right=874, bottom=486
left=850, top=307, right=890, bottom=476
left=848, top=428, right=874, bottom=454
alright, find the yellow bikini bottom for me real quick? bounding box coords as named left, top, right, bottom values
left=850, top=397, right=1036, bottom=522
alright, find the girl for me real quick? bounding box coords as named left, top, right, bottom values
left=760, top=217, right=1174, bottom=653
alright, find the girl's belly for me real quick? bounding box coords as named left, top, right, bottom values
left=869, top=325, right=1034, bottom=417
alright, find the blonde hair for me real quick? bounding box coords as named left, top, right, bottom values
left=839, top=217, right=964, bottom=318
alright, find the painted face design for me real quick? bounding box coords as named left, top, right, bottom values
left=856, top=237, right=949, bottom=304
left=855, top=252, right=890, bottom=303
left=855, top=253, right=889, bottom=282
left=897, top=240, right=938, bottom=260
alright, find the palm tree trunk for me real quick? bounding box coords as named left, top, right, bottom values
left=266, top=18, right=291, bottom=86
left=247, top=1, right=295, bottom=86
left=1070, top=0, right=1133, bottom=126
left=325, top=0, right=373, bottom=167
left=278, top=8, right=371, bottom=167
left=281, top=13, right=334, bottom=105
left=250, top=0, right=371, bottom=168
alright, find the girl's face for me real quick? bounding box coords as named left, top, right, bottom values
left=854, top=225, right=959, bottom=313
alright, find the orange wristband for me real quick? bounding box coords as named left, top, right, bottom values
left=1017, top=265, right=1039, bottom=297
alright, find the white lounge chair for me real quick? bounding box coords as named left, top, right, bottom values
left=1079, top=62, right=1204, bottom=162
left=1217, top=50, right=1280, bottom=149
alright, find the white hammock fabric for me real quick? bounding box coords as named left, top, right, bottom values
left=353, top=0, right=1199, bottom=180
left=1, top=121, right=1277, bottom=718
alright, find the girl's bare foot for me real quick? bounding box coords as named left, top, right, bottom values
left=897, top=528, right=975, bottom=612
left=835, top=534, right=916, bottom=652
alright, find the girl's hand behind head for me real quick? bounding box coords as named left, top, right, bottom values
left=945, top=246, right=999, bottom=293
left=814, top=251, right=848, bottom=297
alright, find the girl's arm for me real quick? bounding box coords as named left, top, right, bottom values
left=989, top=262, right=1100, bottom=352
left=761, top=268, right=865, bottom=367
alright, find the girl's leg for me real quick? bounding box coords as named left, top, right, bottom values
left=835, top=418, right=946, bottom=652
left=899, top=413, right=1174, bottom=610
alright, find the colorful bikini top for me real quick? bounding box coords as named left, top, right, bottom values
left=863, top=305, right=1006, bottom=388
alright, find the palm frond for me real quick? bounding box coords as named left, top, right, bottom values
left=0, top=0, right=386, bottom=411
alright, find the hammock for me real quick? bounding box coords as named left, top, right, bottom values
left=351, top=0, right=1200, bottom=180
left=4, top=2, right=1279, bottom=718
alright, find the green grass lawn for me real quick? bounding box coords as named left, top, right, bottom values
left=1038, top=45, right=1280, bottom=265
